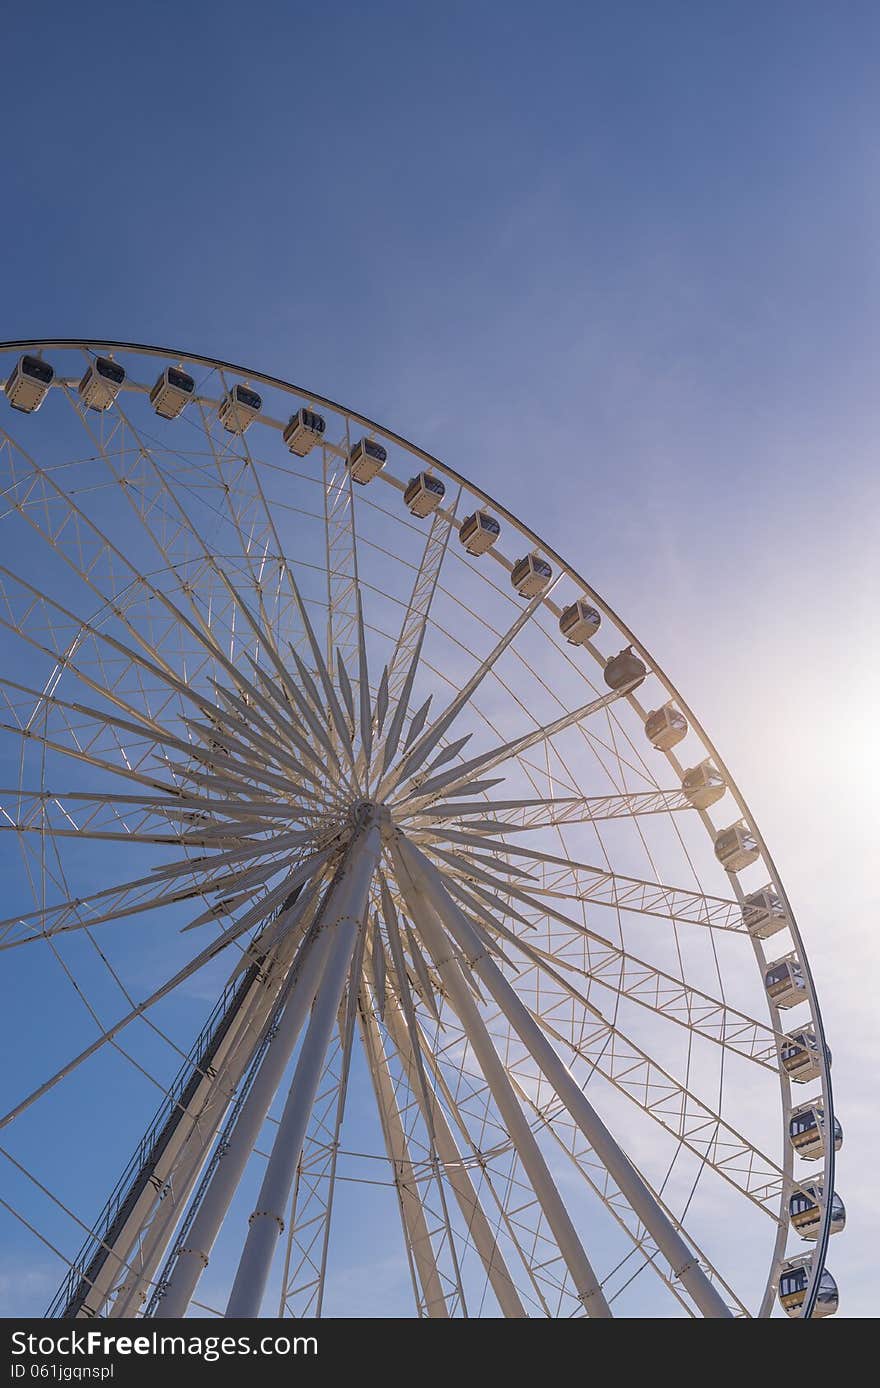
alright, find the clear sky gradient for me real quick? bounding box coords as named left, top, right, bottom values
left=1, top=0, right=877, bottom=1316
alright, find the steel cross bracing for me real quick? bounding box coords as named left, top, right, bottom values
left=364, top=958, right=528, bottom=1318
left=432, top=868, right=781, bottom=1066
left=385, top=497, right=460, bottom=705
left=0, top=340, right=836, bottom=1320
left=321, top=425, right=362, bottom=684
left=412, top=786, right=695, bottom=829
left=356, top=995, right=467, bottom=1317
left=277, top=995, right=354, bottom=1316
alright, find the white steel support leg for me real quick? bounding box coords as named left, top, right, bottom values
left=388, top=839, right=612, bottom=1318
left=395, top=833, right=733, bottom=1320
left=379, top=987, right=527, bottom=1317
left=358, top=999, right=450, bottom=1317
left=155, top=921, right=336, bottom=1318
left=225, top=821, right=381, bottom=1317
left=108, top=972, right=283, bottom=1318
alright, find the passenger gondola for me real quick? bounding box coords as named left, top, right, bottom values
left=218, top=383, right=262, bottom=435
left=764, top=953, right=806, bottom=1010
left=778, top=1256, right=839, bottom=1317
left=404, top=472, right=446, bottom=518
left=4, top=354, right=54, bottom=413
left=510, top=554, right=552, bottom=598
left=742, top=886, right=789, bottom=939
left=347, top=437, right=387, bottom=484
left=644, top=702, right=688, bottom=751
left=789, top=1102, right=843, bottom=1161
left=713, top=821, right=760, bottom=872
left=789, top=1184, right=846, bottom=1240
left=603, top=646, right=647, bottom=691
left=681, top=759, right=726, bottom=809
left=78, top=356, right=125, bottom=412
left=283, top=407, right=326, bottom=457
left=459, top=510, right=501, bottom=555
left=558, top=599, right=601, bottom=646
left=150, top=365, right=195, bottom=420
left=780, top=1027, right=829, bottom=1084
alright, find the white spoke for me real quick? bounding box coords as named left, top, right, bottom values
left=430, top=863, right=781, bottom=1066
left=376, top=578, right=562, bottom=799
left=430, top=838, right=745, bottom=931
left=415, top=787, right=694, bottom=827
left=397, top=684, right=636, bottom=807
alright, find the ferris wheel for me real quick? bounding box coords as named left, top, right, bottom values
left=0, top=340, right=843, bottom=1320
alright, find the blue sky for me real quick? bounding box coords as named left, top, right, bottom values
left=0, top=0, right=877, bottom=1316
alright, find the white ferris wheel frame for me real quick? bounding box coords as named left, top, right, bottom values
left=0, top=339, right=837, bottom=1320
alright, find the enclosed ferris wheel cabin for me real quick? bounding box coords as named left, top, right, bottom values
left=150, top=365, right=195, bottom=420
left=4, top=353, right=54, bottom=412
left=742, top=886, right=789, bottom=939
left=763, top=954, right=807, bottom=1010
left=680, top=759, right=726, bottom=809
left=218, top=383, right=262, bottom=435
left=78, top=356, right=125, bottom=412
left=789, top=1101, right=843, bottom=1161
left=713, top=821, right=760, bottom=872
left=283, top=407, right=326, bottom=457
left=347, top=437, right=387, bottom=484
left=603, top=646, right=646, bottom=691
left=458, top=509, right=501, bottom=555
left=788, top=1184, right=846, bottom=1241
left=404, top=472, right=446, bottom=518
left=510, top=553, right=552, bottom=598
left=778, top=1256, right=838, bottom=1318
left=644, top=702, right=688, bottom=751
left=780, top=1027, right=828, bottom=1084
left=558, top=599, right=601, bottom=646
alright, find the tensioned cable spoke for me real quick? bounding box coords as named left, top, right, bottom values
left=0, top=868, right=311, bottom=1128
left=430, top=857, right=779, bottom=1065
left=395, top=683, right=638, bottom=808
left=279, top=935, right=366, bottom=1319
left=429, top=872, right=799, bottom=1214
left=386, top=499, right=460, bottom=701
left=376, top=577, right=563, bottom=799
left=388, top=837, right=613, bottom=1317
left=507, top=1075, right=747, bottom=1317
left=0, top=432, right=247, bottom=688
left=531, top=1002, right=791, bottom=1216
left=356, top=988, right=450, bottom=1316
left=383, top=991, right=565, bottom=1317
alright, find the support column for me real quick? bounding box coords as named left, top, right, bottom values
left=225, top=818, right=382, bottom=1317
left=378, top=986, right=527, bottom=1317
left=155, top=922, right=335, bottom=1317
left=358, top=1000, right=450, bottom=1317
left=388, top=839, right=612, bottom=1318
left=395, top=832, right=732, bottom=1320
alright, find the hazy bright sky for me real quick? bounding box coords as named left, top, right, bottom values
left=1, top=0, right=878, bottom=1316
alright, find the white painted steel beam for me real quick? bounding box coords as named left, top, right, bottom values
left=223, top=820, right=381, bottom=1317
left=394, top=833, right=732, bottom=1320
